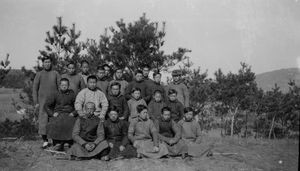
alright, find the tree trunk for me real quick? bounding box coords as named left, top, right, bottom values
left=269, top=116, right=275, bottom=139
left=230, top=108, right=238, bottom=137
left=245, top=111, right=248, bottom=138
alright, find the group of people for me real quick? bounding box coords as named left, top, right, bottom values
left=32, top=57, right=207, bottom=160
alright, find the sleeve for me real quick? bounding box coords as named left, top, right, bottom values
left=70, top=92, right=78, bottom=117
left=195, top=121, right=202, bottom=144
left=79, top=76, right=86, bottom=90
left=94, top=121, right=105, bottom=145
left=171, top=121, right=181, bottom=143
left=121, top=121, right=129, bottom=146
left=122, top=98, right=130, bottom=120
left=178, top=102, right=184, bottom=121
left=72, top=119, right=87, bottom=145
left=99, top=92, right=109, bottom=117
left=182, top=84, right=189, bottom=107
left=127, top=121, right=136, bottom=143
left=147, top=102, right=153, bottom=119
left=74, top=90, right=85, bottom=116
left=149, top=120, right=159, bottom=147
left=56, top=72, right=61, bottom=90
left=32, top=72, right=40, bottom=105
left=145, top=84, right=152, bottom=103
left=125, top=82, right=132, bottom=100
left=44, top=93, right=56, bottom=117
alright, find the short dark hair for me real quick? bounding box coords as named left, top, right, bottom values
left=131, top=87, right=141, bottom=94
left=97, top=66, right=105, bottom=71
left=135, top=69, right=143, bottom=75
left=153, top=72, right=161, bottom=78
left=87, top=75, right=97, bottom=82
left=168, top=89, right=177, bottom=95
left=136, top=104, right=147, bottom=113
left=60, top=78, right=69, bottom=84
left=142, top=64, right=151, bottom=70
left=153, top=89, right=162, bottom=95
left=66, top=61, right=76, bottom=67
left=108, top=105, right=120, bottom=114
left=110, top=82, right=121, bottom=88
left=41, top=56, right=52, bottom=62
left=81, top=60, right=89, bottom=66
left=184, top=107, right=194, bottom=114
left=161, top=106, right=171, bottom=114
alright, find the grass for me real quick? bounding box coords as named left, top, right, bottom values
left=0, top=88, right=23, bottom=122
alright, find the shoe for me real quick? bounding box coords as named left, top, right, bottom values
left=101, top=155, right=109, bottom=161
left=42, top=142, right=49, bottom=149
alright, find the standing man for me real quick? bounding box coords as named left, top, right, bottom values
left=79, top=60, right=90, bottom=85
left=33, top=57, right=60, bottom=148
left=108, top=67, right=128, bottom=96
left=103, top=64, right=113, bottom=82
left=96, top=65, right=110, bottom=96
left=142, top=64, right=154, bottom=85
left=61, top=62, right=85, bottom=95
left=167, top=70, right=189, bottom=107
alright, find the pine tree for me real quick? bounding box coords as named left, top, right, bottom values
left=0, top=53, right=11, bottom=84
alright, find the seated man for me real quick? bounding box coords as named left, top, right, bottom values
left=102, top=106, right=136, bottom=160
left=45, top=78, right=77, bottom=151
left=155, top=107, right=188, bottom=158
left=67, top=102, right=109, bottom=160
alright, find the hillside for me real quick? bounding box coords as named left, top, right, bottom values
left=255, top=68, right=300, bottom=93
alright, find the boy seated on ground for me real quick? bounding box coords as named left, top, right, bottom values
left=154, top=107, right=188, bottom=158
left=128, top=104, right=168, bottom=159
left=67, top=102, right=109, bottom=160
left=165, top=89, right=184, bottom=122
left=127, top=87, right=147, bottom=123
left=148, top=90, right=166, bottom=121
left=45, top=78, right=77, bottom=151
left=178, top=107, right=210, bottom=157
left=101, top=106, right=136, bottom=160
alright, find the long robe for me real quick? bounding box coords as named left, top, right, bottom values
left=107, top=94, right=129, bottom=120
left=32, top=69, right=60, bottom=135
left=148, top=100, right=166, bottom=121
left=178, top=119, right=210, bottom=157
left=61, top=73, right=85, bottom=95
left=102, top=119, right=136, bottom=159
left=45, top=89, right=77, bottom=140
left=67, top=115, right=109, bottom=158
left=128, top=118, right=168, bottom=159
left=155, top=118, right=188, bottom=156
left=167, top=81, right=189, bottom=107
left=127, top=98, right=147, bottom=122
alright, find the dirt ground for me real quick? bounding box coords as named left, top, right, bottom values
left=0, top=135, right=298, bottom=171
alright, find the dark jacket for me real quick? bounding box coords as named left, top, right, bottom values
left=165, top=99, right=184, bottom=122
left=102, top=119, right=129, bottom=146
left=107, top=94, right=129, bottom=120
left=148, top=100, right=166, bottom=121
left=125, top=80, right=150, bottom=101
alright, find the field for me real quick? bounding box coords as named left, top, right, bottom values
left=0, top=88, right=299, bottom=171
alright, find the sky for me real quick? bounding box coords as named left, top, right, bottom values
left=0, top=0, right=299, bottom=77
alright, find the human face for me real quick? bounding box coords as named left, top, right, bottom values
left=168, top=93, right=177, bottom=101
left=153, top=74, right=161, bottom=83
left=108, top=111, right=118, bottom=121
left=97, top=69, right=105, bottom=79
left=87, top=78, right=97, bottom=90
left=81, top=63, right=89, bottom=74
left=85, top=103, right=96, bottom=115
left=60, top=81, right=69, bottom=91
left=132, top=90, right=141, bottom=100
left=67, top=64, right=76, bottom=75
left=135, top=73, right=143, bottom=82
left=43, top=59, right=52, bottom=70
left=184, top=111, right=193, bottom=121
left=173, top=75, right=180, bottom=82
left=111, top=85, right=120, bottom=96
left=104, top=66, right=110, bottom=76
left=153, top=92, right=162, bottom=102
left=162, top=110, right=171, bottom=121
left=139, top=109, right=148, bottom=120
left=143, top=67, right=150, bottom=78
left=115, top=69, right=123, bottom=80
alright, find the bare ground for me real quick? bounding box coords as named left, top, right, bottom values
left=0, top=136, right=298, bottom=171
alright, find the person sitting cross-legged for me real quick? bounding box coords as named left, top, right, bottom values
left=67, top=102, right=109, bottom=160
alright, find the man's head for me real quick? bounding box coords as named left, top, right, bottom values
left=114, top=68, right=123, bottom=80
left=96, top=66, right=106, bottom=79
left=137, top=104, right=148, bottom=120
left=59, top=78, right=69, bottom=92
left=87, top=75, right=97, bottom=90
left=103, top=64, right=111, bottom=77
left=66, top=62, right=76, bottom=75
left=81, top=60, right=89, bottom=74
left=142, top=64, right=151, bottom=78
left=153, top=90, right=162, bottom=102
left=161, top=106, right=171, bottom=121
left=108, top=106, right=119, bottom=122
left=110, top=82, right=121, bottom=96
left=42, top=57, right=52, bottom=71
left=172, top=70, right=182, bottom=82
left=131, top=87, right=141, bottom=100
left=168, top=89, right=177, bottom=101
left=183, top=107, right=194, bottom=121
left=85, top=102, right=96, bottom=115
left=153, top=72, right=161, bottom=84
left=134, top=70, right=144, bottom=82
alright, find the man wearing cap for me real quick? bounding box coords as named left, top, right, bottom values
left=167, top=70, right=189, bottom=107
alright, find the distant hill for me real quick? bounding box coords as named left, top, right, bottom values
left=255, top=68, right=300, bottom=93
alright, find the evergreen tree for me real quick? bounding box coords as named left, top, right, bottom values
left=0, top=53, right=11, bottom=84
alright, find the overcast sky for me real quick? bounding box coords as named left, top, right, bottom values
left=0, top=0, right=299, bottom=77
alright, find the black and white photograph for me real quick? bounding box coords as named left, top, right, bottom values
left=0, top=0, right=299, bottom=170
